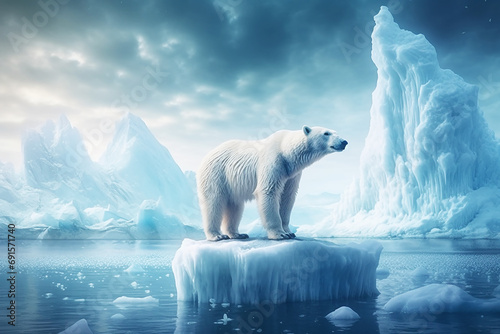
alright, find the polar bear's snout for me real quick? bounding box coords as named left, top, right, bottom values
left=331, top=139, right=348, bottom=152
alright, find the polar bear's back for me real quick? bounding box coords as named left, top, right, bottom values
left=198, top=139, right=263, bottom=202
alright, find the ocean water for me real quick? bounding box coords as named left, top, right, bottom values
left=1, top=238, right=499, bottom=333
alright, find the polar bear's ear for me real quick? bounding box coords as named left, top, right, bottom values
left=303, top=125, right=312, bottom=136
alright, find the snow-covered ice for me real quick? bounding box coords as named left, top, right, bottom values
left=58, top=318, right=93, bottom=334
left=383, top=284, right=500, bottom=313
left=172, top=238, right=382, bottom=304
left=301, top=6, right=500, bottom=239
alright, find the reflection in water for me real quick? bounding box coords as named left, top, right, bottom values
left=0, top=239, right=498, bottom=333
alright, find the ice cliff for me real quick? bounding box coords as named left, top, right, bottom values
left=172, top=239, right=382, bottom=304
left=301, top=7, right=500, bottom=238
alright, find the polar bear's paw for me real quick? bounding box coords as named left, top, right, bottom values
left=268, top=230, right=296, bottom=240
left=229, top=233, right=249, bottom=239
left=207, top=234, right=230, bottom=241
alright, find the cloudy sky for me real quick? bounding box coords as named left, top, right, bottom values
left=1, top=0, right=499, bottom=195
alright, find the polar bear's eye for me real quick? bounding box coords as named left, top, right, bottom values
left=324, top=132, right=331, bottom=136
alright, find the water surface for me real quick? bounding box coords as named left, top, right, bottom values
left=1, top=239, right=499, bottom=333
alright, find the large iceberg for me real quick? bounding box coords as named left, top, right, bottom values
left=172, top=238, right=382, bottom=304
left=0, top=113, right=201, bottom=239
left=301, top=7, right=500, bottom=238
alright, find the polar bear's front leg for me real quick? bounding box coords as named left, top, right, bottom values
left=255, top=180, right=290, bottom=240
left=279, top=174, right=301, bottom=238
left=222, top=202, right=249, bottom=239
left=200, top=196, right=230, bottom=241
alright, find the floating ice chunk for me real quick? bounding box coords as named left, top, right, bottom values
left=411, top=267, right=429, bottom=278
left=124, top=264, right=145, bottom=274
left=173, top=238, right=382, bottom=304
left=58, top=318, right=93, bottom=334
left=112, top=296, right=159, bottom=308
left=411, top=267, right=430, bottom=284
left=130, top=281, right=138, bottom=288
left=493, top=285, right=500, bottom=298
left=384, top=284, right=500, bottom=313
left=110, top=313, right=126, bottom=321
left=326, top=306, right=360, bottom=320
left=326, top=306, right=360, bottom=327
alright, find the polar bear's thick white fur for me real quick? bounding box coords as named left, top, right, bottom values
left=197, top=126, right=347, bottom=241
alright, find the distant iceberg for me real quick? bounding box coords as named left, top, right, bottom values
left=301, top=7, right=500, bottom=238
left=172, top=238, right=382, bottom=304
left=0, top=113, right=201, bottom=239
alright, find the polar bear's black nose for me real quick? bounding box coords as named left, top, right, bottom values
left=339, top=140, right=348, bottom=150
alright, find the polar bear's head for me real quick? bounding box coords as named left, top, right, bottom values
left=303, top=125, right=348, bottom=153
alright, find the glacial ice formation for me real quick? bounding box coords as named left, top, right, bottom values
left=101, top=113, right=197, bottom=222
left=383, top=284, right=500, bottom=313
left=301, top=6, right=500, bottom=238
left=0, top=113, right=201, bottom=239
left=172, top=238, right=382, bottom=304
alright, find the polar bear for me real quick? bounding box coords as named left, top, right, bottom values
left=197, top=126, right=347, bottom=241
